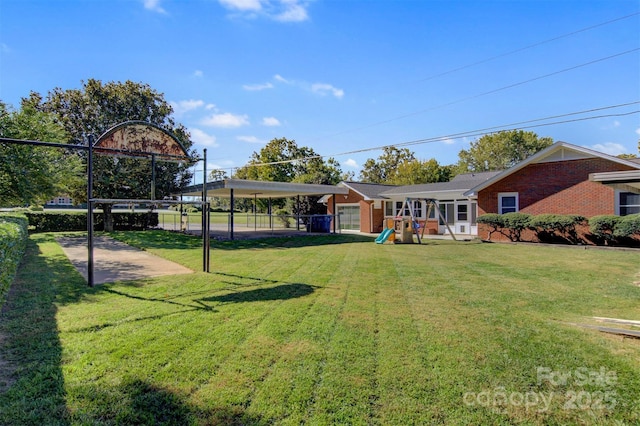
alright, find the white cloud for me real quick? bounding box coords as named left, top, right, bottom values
left=170, top=99, right=206, bottom=116
left=272, top=74, right=344, bottom=98
left=613, top=120, right=621, bottom=128
left=311, top=83, right=344, bottom=99
left=219, top=0, right=262, bottom=11
left=190, top=128, right=218, bottom=147
left=201, top=112, right=250, bottom=128
left=442, top=138, right=455, bottom=145
left=193, top=70, right=204, bottom=78
left=143, top=0, right=167, bottom=14
left=343, top=158, right=359, bottom=168
left=218, top=0, right=310, bottom=22
left=1, top=43, right=11, bottom=53
left=589, top=142, right=627, bottom=156
left=237, top=135, right=265, bottom=144
left=243, top=82, right=274, bottom=91
left=274, top=74, right=291, bottom=84
left=274, top=0, right=309, bottom=22
left=261, top=117, right=281, bottom=127
left=635, top=128, right=640, bottom=136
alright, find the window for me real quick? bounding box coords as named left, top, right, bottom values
left=457, top=204, right=468, bottom=221
left=428, top=202, right=437, bottom=219
left=498, top=193, right=519, bottom=214
left=385, top=201, right=393, bottom=216
left=620, top=192, right=640, bottom=216
left=413, top=201, right=422, bottom=218
left=471, top=202, right=477, bottom=225
left=439, top=202, right=455, bottom=225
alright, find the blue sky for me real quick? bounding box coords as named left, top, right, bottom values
left=1, top=0, right=639, bottom=182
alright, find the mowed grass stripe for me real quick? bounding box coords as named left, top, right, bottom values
left=241, top=242, right=359, bottom=423
left=189, top=240, right=353, bottom=421
left=294, top=243, right=378, bottom=425
left=4, top=233, right=640, bottom=425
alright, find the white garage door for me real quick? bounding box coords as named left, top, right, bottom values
left=337, top=205, right=360, bottom=231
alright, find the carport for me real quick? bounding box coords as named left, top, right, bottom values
left=178, top=179, right=349, bottom=239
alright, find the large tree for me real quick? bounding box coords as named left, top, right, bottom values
left=359, top=146, right=415, bottom=183
left=30, top=79, right=194, bottom=230
left=0, top=101, right=83, bottom=207
left=359, top=146, right=452, bottom=185
left=457, top=130, right=553, bottom=173
left=234, top=137, right=345, bottom=216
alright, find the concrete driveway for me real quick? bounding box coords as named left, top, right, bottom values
left=57, top=236, right=193, bottom=285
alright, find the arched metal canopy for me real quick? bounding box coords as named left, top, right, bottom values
left=94, top=120, right=193, bottom=162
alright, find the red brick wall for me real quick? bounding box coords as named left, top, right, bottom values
left=371, top=202, right=386, bottom=233
left=477, top=158, right=636, bottom=242
left=477, top=158, right=634, bottom=217
left=326, top=190, right=377, bottom=233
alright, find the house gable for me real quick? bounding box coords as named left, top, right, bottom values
left=473, top=142, right=640, bottom=217
left=465, top=142, right=640, bottom=197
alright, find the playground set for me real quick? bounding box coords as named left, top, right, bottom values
left=375, top=198, right=456, bottom=244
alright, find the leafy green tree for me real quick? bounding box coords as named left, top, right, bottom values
left=359, top=146, right=415, bottom=183
left=209, top=169, right=229, bottom=181
left=234, top=137, right=344, bottom=216
left=0, top=101, right=83, bottom=207
left=457, top=130, right=553, bottom=173
left=388, top=158, right=453, bottom=185
left=359, top=146, right=452, bottom=185
left=31, top=79, right=194, bottom=230
left=617, top=153, right=638, bottom=159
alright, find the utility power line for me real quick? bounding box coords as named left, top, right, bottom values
left=411, top=11, right=640, bottom=86
left=325, top=47, right=640, bottom=138
left=218, top=102, right=639, bottom=171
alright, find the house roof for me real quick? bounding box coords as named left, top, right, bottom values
left=380, top=171, right=501, bottom=196
left=339, top=181, right=398, bottom=200
left=463, top=141, right=640, bottom=196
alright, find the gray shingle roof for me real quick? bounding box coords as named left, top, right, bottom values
left=379, top=171, right=502, bottom=196
left=341, top=181, right=398, bottom=199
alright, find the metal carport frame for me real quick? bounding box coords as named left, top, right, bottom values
left=178, top=179, right=350, bottom=240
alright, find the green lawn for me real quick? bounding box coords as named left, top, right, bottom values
left=1, top=231, right=639, bottom=425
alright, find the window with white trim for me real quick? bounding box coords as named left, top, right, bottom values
left=620, top=192, right=640, bottom=216
left=498, top=192, right=519, bottom=214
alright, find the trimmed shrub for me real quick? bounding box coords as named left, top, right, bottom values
left=0, top=213, right=28, bottom=309
left=501, top=212, right=532, bottom=241
left=477, top=213, right=505, bottom=241
left=589, top=215, right=622, bottom=245
left=529, top=214, right=586, bottom=244
left=614, top=214, right=640, bottom=238
left=26, top=211, right=87, bottom=232
left=25, top=211, right=159, bottom=233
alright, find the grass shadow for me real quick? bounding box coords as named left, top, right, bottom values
left=0, top=237, right=77, bottom=425
left=200, top=283, right=316, bottom=304
left=73, top=378, right=269, bottom=425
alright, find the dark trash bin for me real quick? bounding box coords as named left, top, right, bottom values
left=310, top=215, right=332, bottom=233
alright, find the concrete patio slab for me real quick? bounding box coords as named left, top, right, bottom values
left=57, top=236, right=193, bottom=285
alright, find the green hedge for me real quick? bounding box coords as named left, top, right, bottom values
left=25, top=212, right=159, bottom=233
left=613, top=214, right=640, bottom=238
left=478, top=212, right=640, bottom=246
left=0, top=213, right=28, bottom=309
left=529, top=214, right=586, bottom=244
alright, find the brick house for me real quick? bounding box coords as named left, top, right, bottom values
left=324, top=172, right=499, bottom=235
left=325, top=142, right=640, bottom=239
left=464, top=141, right=640, bottom=240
